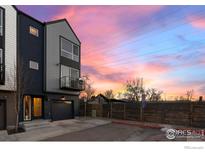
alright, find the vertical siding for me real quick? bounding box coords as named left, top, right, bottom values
left=0, top=6, right=17, bottom=91
left=18, top=13, right=44, bottom=96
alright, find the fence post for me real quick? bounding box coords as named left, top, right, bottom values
left=124, top=103, right=126, bottom=120
left=110, top=102, right=113, bottom=119
left=140, top=102, right=143, bottom=121
left=190, top=102, right=193, bottom=126
left=84, top=102, right=87, bottom=119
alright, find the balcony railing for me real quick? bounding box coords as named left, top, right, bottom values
left=60, top=76, right=84, bottom=90
left=0, top=64, right=5, bottom=85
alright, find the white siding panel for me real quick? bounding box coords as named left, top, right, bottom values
left=0, top=5, right=17, bottom=91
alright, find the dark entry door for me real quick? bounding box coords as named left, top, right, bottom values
left=0, top=100, right=6, bottom=130
left=51, top=101, right=74, bottom=121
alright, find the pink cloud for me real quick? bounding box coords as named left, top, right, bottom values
left=188, top=15, right=205, bottom=29
left=53, top=6, right=163, bottom=66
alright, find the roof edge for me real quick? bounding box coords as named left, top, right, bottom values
left=45, top=18, right=81, bottom=44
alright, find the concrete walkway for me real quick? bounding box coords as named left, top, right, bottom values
left=0, top=118, right=111, bottom=141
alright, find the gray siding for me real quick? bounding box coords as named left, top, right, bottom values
left=45, top=21, right=80, bottom=95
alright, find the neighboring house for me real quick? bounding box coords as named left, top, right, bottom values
left=87, top=94, right=129, bottom=105
left=0, top=6, right=17, bottom=130
left=0, top=5, right=83, bottom=130
left=88, top=94, right=109, bottom=104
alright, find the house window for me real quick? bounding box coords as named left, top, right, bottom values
left=0, top=48, right=4, bottom=84
left=29, top=60, right=39, bottom=70
left=60, top=37, right=79, bottom=62
left=61, top=65, right=79, bottom=79
left=0, top=8, right=4, bottom=36
left=29, top=26, right=39, bottom=37
left=60, top=65, right=79, bottom=88
left=73, top=45, right=79, bottom=62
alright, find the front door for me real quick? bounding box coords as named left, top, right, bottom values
left=0, top=100, right=6, bottom=130
left=23, top=96, right=43, bottom=121
left=33, top=97, right=42, bottom=119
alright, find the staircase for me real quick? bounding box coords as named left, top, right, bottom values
left=22, top=120, right=51, bottom=131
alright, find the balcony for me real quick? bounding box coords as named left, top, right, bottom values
left=0, top=64, right=5, bottom=85
left=60, top=76, right=84, bottom=91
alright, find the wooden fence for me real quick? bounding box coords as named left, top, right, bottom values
left=80, top=102, right=205, bottom=128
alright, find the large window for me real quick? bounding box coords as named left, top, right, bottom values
left=61, top=65, right=79, bottom=79
left=60, top=65, right=80, bottom=89
left=60, top=37, right=79, bottom=62
left=0, top=8, right=3, bottom=36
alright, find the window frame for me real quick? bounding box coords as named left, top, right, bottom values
left=60, top=36, right=80, bottom=62
left=60, top=64, right=79, bottom=79
left=29, top=60, right=39, bottom=70
left=29, top=26, right=39, bottom=37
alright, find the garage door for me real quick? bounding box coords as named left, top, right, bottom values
left=51, top=101, right=74, bottom=121
left=0, top=100, right=6, bottom=130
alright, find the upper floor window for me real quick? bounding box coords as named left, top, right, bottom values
left=60, top=37, right=79, bottom=62
left=0, top=8, right=4, bottom=36
left=29, top=60, right=39, bottom=70
left=29, top=26, right=39, bottom=37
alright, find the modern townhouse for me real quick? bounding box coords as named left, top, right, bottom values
left=17, top=10, right=45, bottom=122
left=44, top=19, right=82, bottom=121
left=0, top=5, right=83, bottom=131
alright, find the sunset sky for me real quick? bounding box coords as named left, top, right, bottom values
left=17, top=5, right=205, bottom=100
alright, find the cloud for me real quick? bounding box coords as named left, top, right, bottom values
left=52, top=6, right=163, bottom=66
left=188, top=15, right=205, bottom=29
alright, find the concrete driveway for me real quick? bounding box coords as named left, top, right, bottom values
left=44, top=120, right=205, bottom=141
left=0, top=118, right=111, bottom=141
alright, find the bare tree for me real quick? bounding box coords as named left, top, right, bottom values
left=104, top=89, right=114, bottom=99
left=80, top=74, right=96, bottom=100
left=7, top=61, right=34, bottom=132
left=124, top=78, right=144, bottom=102
left=145, top=88, right=163, bottom=102
left=186, top=89, right=194, bottom=101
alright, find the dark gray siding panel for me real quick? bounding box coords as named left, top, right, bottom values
left=44, top=101, right=51, bottom=119
left=0, top=100, right=6, bottom=130
left=0, top=92, right=16, bottom=129
left=18, top=13, right=44, bottom=96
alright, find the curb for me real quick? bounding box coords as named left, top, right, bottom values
left=112, top=120, right=164, bottom=129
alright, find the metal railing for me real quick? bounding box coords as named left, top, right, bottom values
left=60, top=76, right=84, bottom=90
